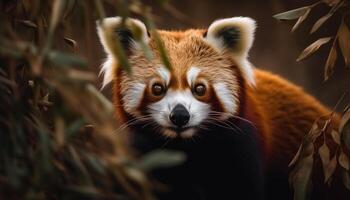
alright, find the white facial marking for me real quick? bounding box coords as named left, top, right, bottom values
left=186, top=67, right=201, bottom=86
left=181, top=128, right=196, bottom=138
left=213, top=82, right=237, bottom=114
left=157, top=67, right=171, bottom=85
left=148, top=89, right=210, bottom=136
left=163, top=129, right=177, bottom=138
left=122, top=82, right=146, bottom=114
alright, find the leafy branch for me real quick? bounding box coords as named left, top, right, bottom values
left=274, top=0, right=350, bottom=81
left=274, top=1, right=350, bottom=199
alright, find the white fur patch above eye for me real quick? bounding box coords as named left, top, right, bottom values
left=122, top=82, right=146, bottom=115
left=157, top=67, right=171, bottom=85
left=187, top=67, right=201, bottom=86
left=213, top=82, right=237, bottom=114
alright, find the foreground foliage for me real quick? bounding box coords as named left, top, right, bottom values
left=0, top=0, right=184, bottom=199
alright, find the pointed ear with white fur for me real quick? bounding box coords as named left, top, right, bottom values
left=96, top=17, right=150, bottom=87
left=204, top=17, right=256, bottom=85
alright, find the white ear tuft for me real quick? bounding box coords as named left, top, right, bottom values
left=96, top=17, right=149, bottom=88
left=205, top=17, right=256, bottom=86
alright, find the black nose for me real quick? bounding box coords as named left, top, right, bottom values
left=170, top=104, right=190, bottom=127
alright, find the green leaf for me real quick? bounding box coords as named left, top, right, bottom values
left=98, top=21, right=131, bottom=74
left=273, top=6, right=310, bottom=20
left=47, top=51, right=87, bottom=68
left=66, top=118, right=85, bottom=138
left=85, top=154, right=106, bottom=175
left=65, top=185, right=105, bottom=198
left=139, top=150, right=186, bottom=171
left=153, top=30, right=172, bottom=70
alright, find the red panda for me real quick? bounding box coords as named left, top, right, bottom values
left=97, top=17, right=348, bottom=200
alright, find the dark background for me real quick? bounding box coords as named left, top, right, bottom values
left=79, top=0, right=350, bottom=111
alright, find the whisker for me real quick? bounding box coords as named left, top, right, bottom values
left=204, top=116, right=245, bottom=134
left=204, top=119, right=237, bottom=132
left=114, top=115, right=153, bottom=133
left=209, top=111, right=255, bottom=127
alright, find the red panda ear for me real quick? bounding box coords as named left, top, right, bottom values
left=204, top=17, right=256, bottom=86
left=96, top=17, right=150, bottom=87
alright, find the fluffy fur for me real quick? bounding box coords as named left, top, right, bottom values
left=97, top=17, right=348, bottom=200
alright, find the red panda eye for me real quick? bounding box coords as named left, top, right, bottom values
left=152, top=83, right=165, bottom=96
left=194, top=84, right=206, bottom=96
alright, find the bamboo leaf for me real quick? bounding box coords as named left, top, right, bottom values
left=331, top=130, right=341, bottom=145
left=65, top=185, right=105, bottom=198
left=324, top=155, right=337, bottom=183
left=93, top=0, right=106, bottom=21
left=292, top=8, right=311, bottom=32
left=323, top=0, right=340, bottom=6
left=292, top=155, right=314, bottom=200
left=145, top=17, right=172, bottom=70
left=16, top=20, right=37, bottom=29
left=340, top=109, right=350, bottom=151
left=311, top=0, right=345, bottom=34
left=64, top=37, right=77, bottom=50
left=139, top=150, right=186, bottom=171
left=49, top=0, right=67, bottom=35
left=152, top=29, right=172, bottom=70
left=130, top=23, right=153, bottom=60
left=339, top=151, right=350, bottom=170
left=47, top=51, right=87, bottom=68
left=297, top=37, right=332, bottom=61
left=289, top=143, right=303, bottom=167
left=319, top=143, right=330, bottom=176
left=340, top=107, right=350, bottom=133
left=324, top=42, right=337, bottom=81
left=339, top=115, right=350, bottom=150
left=99, top=21, right=131, bottom=73
left=289, top=122, right=318, bottom=167
left=338, top=22, right=350, bottom=67
left=310, top=13, right=332, bottom=34
left=342, top=170, right=350, bottom=190
left=273, top=6, right=310, bottom=20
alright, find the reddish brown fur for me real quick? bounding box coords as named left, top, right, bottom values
left=113, top=29, right=333, bottom=165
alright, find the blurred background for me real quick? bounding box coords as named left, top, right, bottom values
left=1, top=1, right=349, bottom=199
left=75, top=0, right=349, bottom=110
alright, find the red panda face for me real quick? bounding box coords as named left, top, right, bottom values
left=97, top=17, right=256, bottom=138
